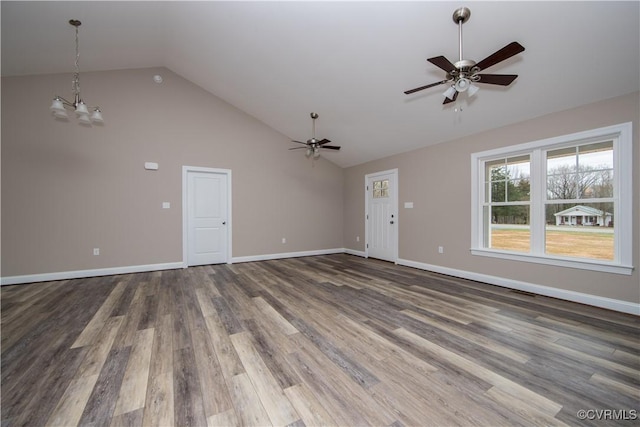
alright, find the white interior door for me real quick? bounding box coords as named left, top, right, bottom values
left=366, top=170, right=398, bottom=262
left=187, top=171, right=228, bottom=266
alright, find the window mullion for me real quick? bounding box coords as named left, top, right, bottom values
left=530, top=148, right=545, bottom=255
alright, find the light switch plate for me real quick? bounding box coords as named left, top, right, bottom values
left=162, top=202, right=170, bottom=209
left=404, top=202, right=414, bottom=209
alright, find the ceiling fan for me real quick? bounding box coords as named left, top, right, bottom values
left=289, top=112, right=340, bottom=158
left=404, top=7, right=524, bottom=104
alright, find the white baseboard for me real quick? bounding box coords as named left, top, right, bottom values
left=397, top=258, right=639, bottom=316
left=232, top=248, right=345, bottom=264
left=0, top=262, right=183, bottom=286
left=344, top=248, right=366, bottom=258
left=0, top=249, right=347, bottom=286
left=5, top=253, right=634, bottom=315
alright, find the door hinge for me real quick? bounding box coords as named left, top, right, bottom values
left=366, top=214, right=369, bottom=220
left=366, top=244, right=369, bottom=248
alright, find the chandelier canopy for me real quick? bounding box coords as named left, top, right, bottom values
left=49, top=19, right=103, bottom=125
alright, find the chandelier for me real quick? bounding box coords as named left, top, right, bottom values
left=49, top=19, right=103, bottom=125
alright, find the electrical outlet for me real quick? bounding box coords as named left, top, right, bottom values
left=93, top=248, right=100, bottom=256
left=282, top=238, right=286, bottom=244
left=438, top=246, right=444, bottom=254
left=357, top=236, right=360, bottom=242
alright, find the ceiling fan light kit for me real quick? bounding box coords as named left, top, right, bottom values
left=289, top=112, right=341, bottom=159
left=49, top=19, right=103, bottom=125
left=467, top=83, right=480, bottom=97
left=443, top=86, right=457, bottom=100
left=405, top=7, right=524, bottom=105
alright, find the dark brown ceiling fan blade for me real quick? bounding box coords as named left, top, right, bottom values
left=317, top=139, right=332, bottom=145
left=443, top=90, right=458, bottom=105
left=476, top=74, right=518, bottom=86
left=289, top=147, right=308, bottom=150
left=321, top=145, right=341, bottom=150
left=427, top=56, right=457, bottom=73
left=474, top=41, right=525, bottom=71
left=404, top=79, right=449, bottom=95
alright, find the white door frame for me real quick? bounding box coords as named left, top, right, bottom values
left=182, top=166, right=232, bottom=267
left=365, top=168, right=398, bottom=262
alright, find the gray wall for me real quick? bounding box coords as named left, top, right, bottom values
left=2, top=66, right=638, bottom=307
left=343, top=92, right=639, bottom=304
left=2, top=67, right=344, bottom=276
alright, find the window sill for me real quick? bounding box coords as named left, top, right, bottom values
left=470, top=248, right=634, bottom=275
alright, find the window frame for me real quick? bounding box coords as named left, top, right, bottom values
left=471, top=122, right=633, bottom=275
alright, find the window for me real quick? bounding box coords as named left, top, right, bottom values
left=373, top=179, right=389, bottom=198
left=484, top=155, right=531, bottom=253
left=471, top=123, right=633, bottom=275
left=545, top=141, right=614, bottom=261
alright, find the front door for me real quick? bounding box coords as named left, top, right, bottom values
left=366, top=169, right=398, bottom=262
left=186, top=170, right=228, bottom=266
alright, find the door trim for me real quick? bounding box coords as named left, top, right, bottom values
left=182, top=166, right=232, bottom=267
left=364, top=168, right=398, bottom=263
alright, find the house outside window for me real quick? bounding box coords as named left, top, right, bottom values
left=471, top=123, right=633, bottom=275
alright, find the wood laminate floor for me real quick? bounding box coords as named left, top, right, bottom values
left=1, top=254, right=639, bottom=426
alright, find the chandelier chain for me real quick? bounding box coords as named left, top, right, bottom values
left=49, top=18, right=103, bottom=125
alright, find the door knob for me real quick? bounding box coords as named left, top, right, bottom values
left=222, top=221, right=226, bottom=225
left=390, top=221, right=394, bottom=224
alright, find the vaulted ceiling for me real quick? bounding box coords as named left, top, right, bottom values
left=3, top=1, right=639, bottom=167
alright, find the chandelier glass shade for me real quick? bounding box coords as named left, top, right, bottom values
left=49, top=19, right=103, bottom=125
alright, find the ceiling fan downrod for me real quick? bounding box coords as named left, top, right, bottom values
left=453, top=7, right=470, bottom=62
left=452, top=7, right=476, bottom=75
left=450, top=7, right=479, bottom=95
left=310, top=112, right=318, bottom=142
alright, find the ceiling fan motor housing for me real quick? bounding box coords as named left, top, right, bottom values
left=454, top=59, right=477, bottom=73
